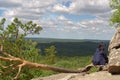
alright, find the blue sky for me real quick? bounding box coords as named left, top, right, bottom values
left=0, top=0, right=116, bottom=40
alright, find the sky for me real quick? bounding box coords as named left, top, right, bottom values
left=0, top=0, right=116, bottom=40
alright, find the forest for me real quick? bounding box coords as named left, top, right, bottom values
left=31, top=38, right=109, bottom=56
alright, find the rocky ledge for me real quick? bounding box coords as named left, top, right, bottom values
left=32, top=71, right=120, bottom=80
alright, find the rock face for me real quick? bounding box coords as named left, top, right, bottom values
left=32, top=71, right=120, bottom=80
left=108, top=28, right=120, bottom=74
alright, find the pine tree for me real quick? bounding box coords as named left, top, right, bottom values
left=0, top=18, right=42, bottom=80
left=44, top=45, right=56, bottom=64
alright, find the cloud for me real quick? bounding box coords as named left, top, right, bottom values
left=56, top=15, right=83, bottom=32
left=0, top=0, right=21, bottom=8
left=4, top=8, right=44, bottom=20
left=51, top=0, right=111, bottom=15
left=37, top=15, right=82, bottom=34
left=51, top=4, right=69, bottom=14
left=79, top=18, right=115, bottom=36
left=57, top=15, right=69, bottom=21
left=1, top=0, right=57, bottom=20
left=57, top=15, right=74, bottom=26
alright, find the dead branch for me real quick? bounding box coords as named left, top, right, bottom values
left=0, top=55, right=95, bottom=79
left=0, top=56, right=83, bottom=73
left=14, top=63, right=26, bottom=80
left=0, top=51, right=98, bottom=80
left=0, top=45, right=3, bottom=51
left=0, top=64, right=8, bottom=68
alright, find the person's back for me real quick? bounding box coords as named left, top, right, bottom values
left=92, top=42, right=108, bottom=65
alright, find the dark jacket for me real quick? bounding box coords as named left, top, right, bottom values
left=92, top=48, right=108, bottom=65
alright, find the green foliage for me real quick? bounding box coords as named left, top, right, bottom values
left=53, top=56, right=92, bottom=69
left=109, top=0, right=120, bottom=28
left=0, top=18, right=42, bottom=60
left=44, top=45, right=56, bottom=64
left=0, top=18, right=42, bottom=79
left=89, top=68, right=98, bottom=72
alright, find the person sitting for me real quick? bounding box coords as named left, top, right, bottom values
left=92, top=42, right=108, bottom=70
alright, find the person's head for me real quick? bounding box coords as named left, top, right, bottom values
left=98, top=42, right=105, bottom=51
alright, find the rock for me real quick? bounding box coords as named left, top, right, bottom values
left=31, top=73, right=80, bottom=80
left=108, top=28, right=120, bottom=51
left=108, top=28, right=120, bottom=74
left=32, top=71, right=120, bottom=80
left=71, top=71, right=120, bottom=80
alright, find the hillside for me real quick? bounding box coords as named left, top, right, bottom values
left=27, top=38, right=109, bottom=43
left=28, top=38, right=110, bottom=56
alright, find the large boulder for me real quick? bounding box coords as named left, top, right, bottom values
left=108, top=28, right=120, bottom=74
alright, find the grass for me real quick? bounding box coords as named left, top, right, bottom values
left=53, top=56, right=92, bottom=69
left=31, top=56, right=93, bottom=78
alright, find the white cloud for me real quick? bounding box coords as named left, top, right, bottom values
left=39, top=20, right=57, bottom=30
left=51, top=0, right=111, bottom=15
left=4, top=8, right=43, bottom=20
left=71, top=26, right=79, bottom=30
left=57, top=15, right=74, bottom=26
left=1, top=0, right=57, bottom=20
left=38, top=15, right=81, bottom=33
left=57, top=15, right=68, bottom=21
left=52, top=4, right=69, bottom=13
left=80, top=19, right=106, bottom=25
left=79, top=18, right=115, bottom=37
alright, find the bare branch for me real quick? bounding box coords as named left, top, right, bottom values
left=14, top=63, right=25, bottom=80
left=0, top=45, right=3, bottom=51
left=0, top=56, right=23, bottom=62
left=0, top=45, right=14, bottom=58
left=0, top=64, right=8, bottom=68
left=0, top=51, right=105, bottom=79
left=2, top=52, right=15, bottom=58
left=0, top=55, right=92, bottom=73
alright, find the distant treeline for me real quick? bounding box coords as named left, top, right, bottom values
left=30, top=38, right=110, bottom=56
